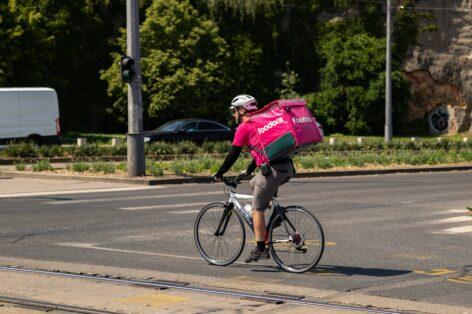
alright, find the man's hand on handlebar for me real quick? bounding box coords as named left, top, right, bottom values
left=212, top=173, right=223, bottom=183
left=212, top=170, right=251, bottom=185
left=235, top=170, right=251, bottom=181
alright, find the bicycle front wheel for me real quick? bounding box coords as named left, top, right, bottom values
left=194, top=202, right=246, bottom=266
left=269, top=206, right=324, bottom=273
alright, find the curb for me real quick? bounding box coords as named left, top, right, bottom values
left=1, top=164, right=472, bottom=185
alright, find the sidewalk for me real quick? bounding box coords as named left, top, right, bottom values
left=1, top=257, right=470, bottom=314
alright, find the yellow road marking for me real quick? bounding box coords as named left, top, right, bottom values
left=119, top=293, right=189, bottom=307
left=414, top=268, right=457, bottom=276
left=392, top=253, right=431, bottom=260
left=448, top=275, right=472, bottom=284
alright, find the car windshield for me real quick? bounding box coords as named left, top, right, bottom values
left=154, top=120, right=185, bottom=132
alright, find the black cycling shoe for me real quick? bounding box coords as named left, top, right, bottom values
left=245, top=248, right=270, bottom=263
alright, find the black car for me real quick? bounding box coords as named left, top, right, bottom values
left=144, top=119, right=234, bottom=143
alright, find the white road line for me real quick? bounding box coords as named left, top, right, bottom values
left=56, top=242, right=202, bottom=260
left=119, top=202, right=208, bottom=211
left=447, top=209, right=470, bottom=213
left=435, top=216, right=472, bottom=223
left=56, top=242, right=246, bottom=265
left=417, top=216, right=472, bottom=226
left=427, top=209, right=470, bottom=216
left=433, top=225, right=472, bottom=234
left=44, top=191, right=221, bottom=205
left=168, top=210, right=201, bottom=214
left=0, top=186, right=157, bottom=199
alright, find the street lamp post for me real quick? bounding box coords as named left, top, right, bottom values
left=126, top=0, right=145, bottom=176
left=385, top=0, right=393, bottom=142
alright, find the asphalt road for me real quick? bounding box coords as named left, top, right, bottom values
left=1, top=171, right=471, bottom=308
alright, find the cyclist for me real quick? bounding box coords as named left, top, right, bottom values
left=213, top=94, right=294, bottom=263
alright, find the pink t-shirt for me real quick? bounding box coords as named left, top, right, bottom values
left=233, top=121, right=266, bottom=166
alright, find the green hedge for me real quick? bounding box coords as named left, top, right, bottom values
left=2, top=140, right=472, bottom=159
left=14, top=148, right=472, bottom=177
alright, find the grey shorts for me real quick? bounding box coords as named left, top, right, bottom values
left=250, top=161, right=294, bottom=211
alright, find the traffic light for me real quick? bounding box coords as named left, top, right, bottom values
left=120, top=55, right=135, bottom=83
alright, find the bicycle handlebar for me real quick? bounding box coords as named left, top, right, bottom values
left=221, top=177, right=239, bottom=188
left=213, top=173, right=247, bottom=188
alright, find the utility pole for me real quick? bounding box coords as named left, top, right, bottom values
left=385, top=0, right=393, bottom=142
left=126, top=0, right=145, bottom=176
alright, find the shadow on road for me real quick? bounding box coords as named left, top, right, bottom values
left=233, top=264, right=411, bottom=277
left=308, top=265, right=411, bottom=277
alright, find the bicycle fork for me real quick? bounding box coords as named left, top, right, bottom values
left=214, top=202, right=234, bottom=236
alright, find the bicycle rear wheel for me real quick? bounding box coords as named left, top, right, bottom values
left=268, top=206, right=324, bottom=273
left=194, top=202, right=246, bottom=266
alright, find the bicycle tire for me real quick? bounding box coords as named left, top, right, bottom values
left=194, top=202, right=246, bottom=266
left=268, top=206, right=324, bottom=273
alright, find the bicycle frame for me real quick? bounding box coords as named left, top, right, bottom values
left=214, top=183, right=296, bottom=239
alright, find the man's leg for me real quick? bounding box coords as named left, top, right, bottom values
left=245, top=208, right=269, bottom=263
left=253, top=209, right=266, bottom=243
left=246, top=174, right=271, bottom=263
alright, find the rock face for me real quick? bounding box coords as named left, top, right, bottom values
left=404, top=0, right=472, bottom=134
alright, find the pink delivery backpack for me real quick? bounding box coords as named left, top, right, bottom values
left=247, top=99, right=324, bottom=166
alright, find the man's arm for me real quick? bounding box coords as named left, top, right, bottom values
left=245, top=158, right=256, bottom=176
left=213, top=145, right=242, bottom=178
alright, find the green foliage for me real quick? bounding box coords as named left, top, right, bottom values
left=0, top=0, right=123, bottom=131
left=117, top=162, right=127, bottom=172
left=146, top=142, right=176, bottom=155
left=32, top=160, right=53, bottom=172
left=208, top=0, right=322, bottom=105
left=173, top=141, right=199, bottom=155
left=2, top=0, right=435, bottom=135
left=147, top=161, right=165, bottom=177
left=277, top=62, right=300, bottom=99
left=102, top=0, right=231, bottom=123
left=15, top=163, right=26, bottom=171
left=308, top=32, right=411, bottom=134
left=293, top=148, right=472, bottom=171
left=170, top=161, right=185, bottom=175
left=38, top=145, right=64, bottom=158
left=212, top=141, right=232, bottom=154
left=3, top=142, right=38, bottom=158
left=71, top=162, right=91, bottom=173
left=91, top=162, right=116, bottom=174
left=207, top=0, right=283, bottom=19
left=68, top=144, right=104, bottom=157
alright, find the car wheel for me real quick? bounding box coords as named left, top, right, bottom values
left=27, top=134, right=44, bottom=147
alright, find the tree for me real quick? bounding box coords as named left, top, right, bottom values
left=308, top=32, right=410, bottom=134
left=0, top=1, right=55, bottom=86
left=202, top=0, right=322, bottom=105
left=0, top=0, right=125, bottom=132
left=101, top=0, right=231, bottom=126
left=277, top=62, right=300, bottom=99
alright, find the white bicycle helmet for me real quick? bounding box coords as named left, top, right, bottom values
left=230, top=94, right=258, bottom=111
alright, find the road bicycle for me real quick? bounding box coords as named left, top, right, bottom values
left=194, top=175, right=324, bottom=273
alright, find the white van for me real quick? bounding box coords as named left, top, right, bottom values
left=0, top=88, right=60, bottom=145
